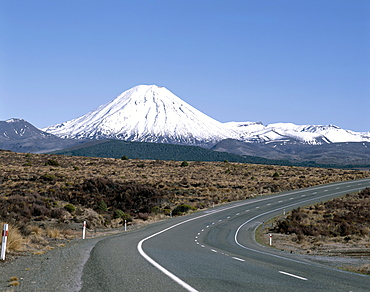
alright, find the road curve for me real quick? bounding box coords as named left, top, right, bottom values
left=81, top=178, right=370, bottom=291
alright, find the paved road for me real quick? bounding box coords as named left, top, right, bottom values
left=81, top=178, right=370, bottom=291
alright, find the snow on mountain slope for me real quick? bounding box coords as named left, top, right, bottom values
left=43, top=84, right=370, bottom=147
left=43, top=85, right=240, bottom=146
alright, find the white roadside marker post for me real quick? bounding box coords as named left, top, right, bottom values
left=269, top=234, right=272, bottom=246
left=82, top=221, right=86, bottom=239
left=1, top=224, right=9, bottom=260
left=124, top=220, right=127, bottom=232
left=283, top=209, right=286, bottom=215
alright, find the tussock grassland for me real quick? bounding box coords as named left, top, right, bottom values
left=259, top=188, right=370, bottom=274
left=1, top=149, right=369, bottom=256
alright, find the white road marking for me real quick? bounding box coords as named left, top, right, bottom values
left=246, top=210, right=249, bottom=212
left=138, top=179, right=370, bottom=292
left=290, top=198, right=294, bottom=200
left=232, top=257, right=245, bottom=262
left=278, top=200, right=283, bottom=203
left=236, top=213, right=240, bottom=215
left=267, top=203, right=271, bottom=206
left=211, top=249, right=218, bottom=253
left=256, top=206, right=260, bottom=209
left=219, top=219, right=222, bottom=222
left=301, top=195, right=305, bottom=197
left=279, top=271, right=307, bottom=281
left=227, top=216, right=231, bottom=219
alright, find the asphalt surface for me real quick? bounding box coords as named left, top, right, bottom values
left=2, top=179, right=370, bottom=291
left=80, top=178, right=370, bottom=291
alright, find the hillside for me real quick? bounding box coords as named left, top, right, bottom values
left=51, top=139, right=361, bottom=169
left=212, top=139, right=370, bottom=167
left=51, top=139, right=294, bottom=165
left=0, top=119, right=83, bottom=153
left=1, top=149, right=370, bottom=256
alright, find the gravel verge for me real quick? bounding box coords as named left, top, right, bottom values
left=0, top=235, right=106, bottom=291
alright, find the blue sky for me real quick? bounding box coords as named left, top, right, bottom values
left=1, top=0, right=369, bottom=132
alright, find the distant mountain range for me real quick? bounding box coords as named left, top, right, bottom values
left=2, top=84, right=370, bottom=167
left=212, top=139, right=370, bottom=167
left=0, top=119, right=83, bottom=153
left=42, top=85, right=370, bottom=147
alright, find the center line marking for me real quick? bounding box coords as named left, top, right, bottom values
left=279, top=271, right=307, bottom=281
left=232, top=257, right=245, bottom=262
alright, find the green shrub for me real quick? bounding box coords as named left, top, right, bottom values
left=64, top=203, right=76, bottom=213
left=40, top=173, right=56, bottom=181
left=172, top=204, right=196, bottom=216
left=121, top=155, right=129, bottom=160
left=114, top=212, right=132, bottom=222
left=97, top=200, right=108, bottom=212
left=46, top=159, right=60, bottom=166
left=114, top=209, right=125, bottom=219
left=180, top=160, right=188, bottom=167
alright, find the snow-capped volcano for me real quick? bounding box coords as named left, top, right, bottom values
left=43, top=84, right=370, bottom=147
left=43, top=85, right=240, bottom=146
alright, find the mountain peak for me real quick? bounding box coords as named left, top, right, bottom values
left=43, top=85, right=239, bottom=146
left=42, top=85, right=370, bottom=147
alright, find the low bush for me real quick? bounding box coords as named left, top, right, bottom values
left=45, top=159, right=60, bottom=166
left=64, top=203, right=76, bottom=213
left=172, top=204, right=196, bottom=216
left=114, top=209, right=125, bottom=219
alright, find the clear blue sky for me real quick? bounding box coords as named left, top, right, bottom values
left=1, top=0, right=369, bottom=132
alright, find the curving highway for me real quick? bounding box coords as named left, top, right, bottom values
left=81, top=178, right=370, bottom=291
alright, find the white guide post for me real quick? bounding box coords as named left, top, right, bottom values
left=269, top=234, right=272, bottom=246
left=82, top=221, right=86, bottom=239
left=124, top=220, right=127, bottom=232
left=1, top=224, right=9, bottom=260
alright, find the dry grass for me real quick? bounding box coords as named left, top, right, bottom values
left=258, top=189, right=370, bottom=274
left=45, top=227, right=60, bottom=239
left=0, top=223, right=27, bottom=252
left=8, top=281, right=20, bottom=287
left=26, top=225, right=43, bottom=236
left=1, top=149, right=370, bottom=256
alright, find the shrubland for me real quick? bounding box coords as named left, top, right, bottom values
left=260, top=188, right=370, bottom=274
left=1, top=149, right=369, bottom=254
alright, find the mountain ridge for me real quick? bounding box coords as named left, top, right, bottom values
left=42, top=84, right=370, bottom=147
left=0, top=118, right=83, bottom=153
